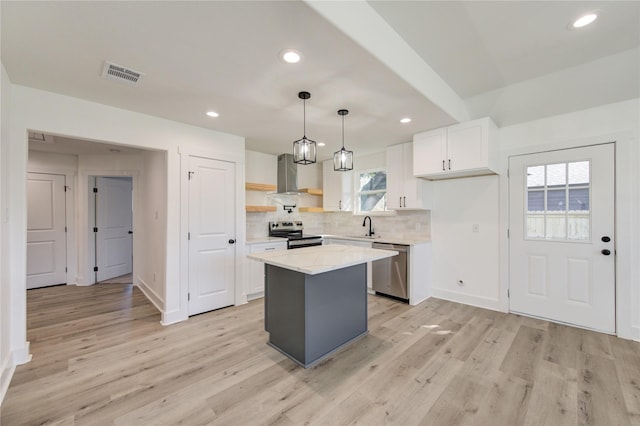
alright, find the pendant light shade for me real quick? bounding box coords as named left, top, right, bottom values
left=334, top=109, right=353, bottom=171
left=293, top=91, right=317, bottom=165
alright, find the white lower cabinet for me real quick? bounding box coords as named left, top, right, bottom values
left=245, top=241, right=287, bottom=299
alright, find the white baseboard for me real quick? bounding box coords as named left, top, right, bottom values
left=1, top=343, right=31, bottom=405
left=431, top=287, right=503, bottom=312
left=1, top=352, right=15, bottom=405
left=135, top=277, right=164, bottom=313
left=161, top=309, right=188, bottom=326
left=633, top=325, right=640, bottom=342
left=12, top=342, right=31, bottom=365
left=246, top=291, right=264, bottom=302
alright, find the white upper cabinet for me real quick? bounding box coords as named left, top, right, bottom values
left=413, top=117, right=498, bottom=179
left=322, top=159, right=353, bottom=212
left=387, top=142, right=430, bottom=210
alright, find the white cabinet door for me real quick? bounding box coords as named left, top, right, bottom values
left=323, top=159, right=353, bottom=212
left=387, top=143, right=427, bottom=209
left=413, top=128, right=447, bottom=176
left=447, top=120, right=486, bottom=172
left=386, top=144, right=404, bottom=210
left=247, top=241, right=287, bottom=297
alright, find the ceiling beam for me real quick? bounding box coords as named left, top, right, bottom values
left=305, top=0, right=469, bottom=124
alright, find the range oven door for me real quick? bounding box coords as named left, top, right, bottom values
left=287, top=237, right=323, bottom=249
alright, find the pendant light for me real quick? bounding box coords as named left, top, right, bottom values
left=292, top=91, right=317, bottom=165
left=333, top=109, right=353, bottom=171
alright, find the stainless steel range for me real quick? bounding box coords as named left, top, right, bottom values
left=268, top=221, right=323, bottom=249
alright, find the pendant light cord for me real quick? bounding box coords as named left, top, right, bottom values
left=341, top=114, right=345, bottom=149
left=303, top=98, right=306, bottom=138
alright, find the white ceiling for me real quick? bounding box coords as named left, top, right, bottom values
left=2, top=1, right=639, bottom=159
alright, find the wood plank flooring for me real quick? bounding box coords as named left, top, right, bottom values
left=2, top=283, right=639, bottom=425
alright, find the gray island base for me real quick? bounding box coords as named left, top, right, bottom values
left=247, top=244, right=398, bottom=368
left=265, top=263, right=367, bottom=368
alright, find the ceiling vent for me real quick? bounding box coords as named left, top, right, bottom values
left=101, top=61, right=144, bottom=86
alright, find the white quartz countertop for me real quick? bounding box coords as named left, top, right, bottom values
left=323, top=234, right=431, bottom=246
left=247, top=244, right=398, bottom=275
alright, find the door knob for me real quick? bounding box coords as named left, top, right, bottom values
left=601, top=236, right=611, bottom=242
left=128, top=230, right=133, bottom=234
left=228, top=239, right=236, bottom=244
left=601, top=249, right=611, bottom=256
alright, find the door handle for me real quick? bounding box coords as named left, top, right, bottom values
left=228, top=239, right=236, bottom=244
left=128, top=231, right=133, bottom=234
left=601, top=236, right=611, bottom=242
left=601, top=249, right=611, bottom=256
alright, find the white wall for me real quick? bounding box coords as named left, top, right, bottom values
left=3, top=82, right=245, bottom=385
left=0, top=64, right=15, bottom=403
left=428, top=99, right=639, bottom=340
left=430, top=175, right=501, bottom=310
left=138, top=150, right=167, bottom=308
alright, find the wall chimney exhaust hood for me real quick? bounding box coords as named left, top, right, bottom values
left=277, top=153, right=299, bottom=195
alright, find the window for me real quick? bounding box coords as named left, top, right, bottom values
left=526, top=161, right=590, bottom=241
left=356, top=169, right=387, bottom=213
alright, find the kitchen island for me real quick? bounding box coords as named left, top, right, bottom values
left=247, top=244, right=397, bottom=368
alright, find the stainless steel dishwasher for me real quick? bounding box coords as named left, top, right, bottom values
left=372, top=243, right=409, bottom=301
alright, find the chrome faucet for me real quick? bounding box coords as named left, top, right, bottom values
left=362, top=215, right=374, bottom=237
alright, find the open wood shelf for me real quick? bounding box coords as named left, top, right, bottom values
left=246, top=205, right=277, bottom=212
left=298, top=188, right=323, bottom=196
left=298, top=207, right=324, bottom=213
left=245, top=182, right=277, bottom=192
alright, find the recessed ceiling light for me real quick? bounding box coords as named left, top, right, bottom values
left=206, top=111, right=219, bottom=118
left=400, top=117, right=412, bottom=124
left=318, top=142, right=326, bottom=147
left=280, top=49, right=302, bottom=64
left=571, top=13, right=597, bottom=29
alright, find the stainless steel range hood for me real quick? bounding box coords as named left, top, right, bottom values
left=277, top=154, right=299, bottom=194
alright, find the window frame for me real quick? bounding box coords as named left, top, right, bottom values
left=354, top=167, right=391, bottom=216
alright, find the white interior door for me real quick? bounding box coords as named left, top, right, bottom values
left=188, top=156, right=236, bottom=315
left=27, top=173, right=67, bottom=289
left=96, top=177, right=133, bottom=282
left=509, top=144, right=615, bottom=333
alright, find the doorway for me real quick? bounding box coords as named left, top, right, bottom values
left=91, top=176, right=134, bottom=283
left=508, top=143, right=615, bottom=333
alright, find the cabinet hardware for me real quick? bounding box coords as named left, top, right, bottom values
left=442, top=160, right=445, bottom=171
left=448, top=159, right=451, bottom=170
left=403, top=196, right=406, bottom=208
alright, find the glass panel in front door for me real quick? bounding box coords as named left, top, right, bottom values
left=526, top=161, right=590, bottom=241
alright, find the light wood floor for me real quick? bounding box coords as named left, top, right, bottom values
left=2, top=284, right=639, bottom=425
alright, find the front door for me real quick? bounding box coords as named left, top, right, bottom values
left=188, top=156, right=236, bottom=315
left=509, top=144, right=615, bottom=333
left=27, top=173, right=67, bottom=289
left=95, top=177, right=133, bottom=282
